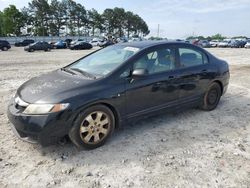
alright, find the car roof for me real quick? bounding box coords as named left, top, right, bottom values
left=117, top=40, right=191, bottom=49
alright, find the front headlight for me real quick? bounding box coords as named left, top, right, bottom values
left=23, top=103, right=69, bottom=115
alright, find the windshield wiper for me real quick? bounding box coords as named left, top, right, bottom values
left=61, top=67, right=76, bottom=75
left=69, top=68, right=96, bottom=79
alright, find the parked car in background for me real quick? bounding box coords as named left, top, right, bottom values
left=199, top=40, right=211, bottom=48
left=128, top=35, right=142, bottom=42
left=89, top=38, right=104, bottom=46
left=7, top=41, right=230, bottom=149
left=0, top=40, right=11, bottom=51
left=65, top=39, right=72, bottom=48
left=70, top=39, right=85, bottom=46
left=70, top=41, right=93, bottom=50
left=99, top=40, right=114, bottom=48
left=238, top=40, right=246, bottom=48
left=117, top=37, right=128, bottom=43
left=15, top=39, right=35, bottom=47
left=218, top=40, right=231, bottom=48
left=53, top=40, right=67, bottom=49
left=245, top=41, right=250, bottom=48
left=209, top=40, right=219, bottom=47
left=229, top=40, right=247, bottom=48
left=24, top=41, right=53, bottom=52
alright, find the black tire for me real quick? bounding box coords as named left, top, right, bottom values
left=200, top=82, right=222, bottom=111
left=29, top=48, right=34, bottom=52
left=69, top=105, right=115, bottom=149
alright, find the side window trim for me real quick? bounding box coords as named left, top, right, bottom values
left=177, top=46, right=208, bottom=69
left=119, top=45, right=178, bottom=79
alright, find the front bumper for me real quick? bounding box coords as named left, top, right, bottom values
left=7, top=98, right=72, bottom=146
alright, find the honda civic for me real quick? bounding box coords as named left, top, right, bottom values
left=8, top=41, right=230, bottom=149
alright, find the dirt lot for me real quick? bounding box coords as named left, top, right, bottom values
left=0, top=47, right=250, bottom=188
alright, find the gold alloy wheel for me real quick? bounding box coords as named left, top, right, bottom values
left=79, top=111, right=111, bottom=144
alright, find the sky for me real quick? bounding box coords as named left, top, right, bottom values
left=1, top=0, right=250, bottom=39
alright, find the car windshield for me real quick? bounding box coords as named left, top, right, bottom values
left=68, top=45, right=140, bottom=77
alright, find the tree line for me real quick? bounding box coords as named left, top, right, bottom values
left=186, top=34, right=249, bottom=41
left=0, top=0, right=150, bottom=38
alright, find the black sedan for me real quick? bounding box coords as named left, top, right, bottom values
left=70, top=41, right=93, bottom=50
left=24, top=41, right=53, bottom=52
left=8, top=41, right=230, bottom=149
left=15, top=39, right=35, bottom=47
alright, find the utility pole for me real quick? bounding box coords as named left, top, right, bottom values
left=157, top=24, right=160, bottom=38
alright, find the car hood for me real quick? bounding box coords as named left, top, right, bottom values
left=17, top=70, right=95, bottom=103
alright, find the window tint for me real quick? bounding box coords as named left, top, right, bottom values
left=133, top=48, right=175, bottom=74
left=179, top=48, right=207, bottom=68
left=70, top=45, right=139, bottom=76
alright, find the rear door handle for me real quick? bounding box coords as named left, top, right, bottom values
left=202, top=69, right=207, bottom=73
left=168, top=75, right=176, bottom=79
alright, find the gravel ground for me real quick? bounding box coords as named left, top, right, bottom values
left=0, top=47, right=250, bottom=188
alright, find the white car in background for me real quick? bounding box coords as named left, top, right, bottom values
left=218, top=39, right=231, bottom=48
left=245, top=41, right=250, bottom=48
left=128, top=36, right=142, bottom=42
left=209, top=40, right=219, bottom=47
left=89, top=38, right=104, bottom=46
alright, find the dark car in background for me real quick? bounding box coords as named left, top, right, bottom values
left=24, top=41, right=53, bottom=52
left=99, top=40, right=114, bottom=48
left=229, top=40, right=246, bottom=48
left=65, top=39, right=72, bottom=48
left=0, top=40, right=11, bottom=51
left=8, top=41, right=230, bottom=149
left=70, top=39, right=85, bottom=47
left=53, top=40, right=67, bottom=49
left=70, top=41, right=92, bottom=50
left=15, top=39, right=35, bottom=47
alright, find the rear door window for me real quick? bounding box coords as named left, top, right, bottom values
left=178, top=48, right=208, bottom=68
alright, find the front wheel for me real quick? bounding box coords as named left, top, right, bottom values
left=200, top=82, right=222, bottom=111
left=69, top=105, right=115, bottom=149
left=2, top=47, right=8, bottom=51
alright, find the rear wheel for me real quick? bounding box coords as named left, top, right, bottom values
left=2, top=47, right=8, bottom=51
left=200, top=82, right=222, bottom=111
left=69, top=105, right=115, bottom=149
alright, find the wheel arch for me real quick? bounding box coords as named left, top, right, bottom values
left=99, top=102, right=121, bottom=129
left=212, top=80, right=223, bottom=95
left=73, top=101, right=121, bottom=129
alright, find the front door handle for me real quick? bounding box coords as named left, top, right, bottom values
left=201, top=69, right=208, bottom=76
left=154, top=82, right=163, bottom=86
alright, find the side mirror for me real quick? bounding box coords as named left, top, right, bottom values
left=131, top=68, right=148, bottom=78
